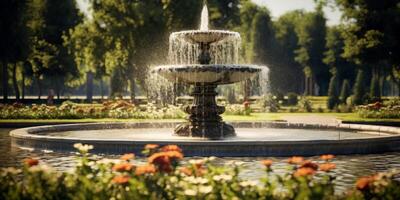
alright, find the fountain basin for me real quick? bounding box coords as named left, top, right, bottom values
left=153, top=64, right=262, bottom=84
left=10, top=122, right=400, bottom=156
left=171, top=30, right=240, bottom=44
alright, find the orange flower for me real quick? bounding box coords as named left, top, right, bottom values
left=355, top=175, right=378, bottom=190
left=261, top=159, right=273, bottom=167
left=319, top=163, right=336, bottom=172
left=112, top=175, right=130, bottom=185
left=300, top=160, right=318, bottom=170
left=294, top=167, right=316, bottom=177
left=120, top=153, right=135, bottom=161
left=165, top=151, right=184, bottom=160
left=320, top=154, right=335, bottom=161
left=179, top=167, right=193, bottom=176
left=161, top=145, right=182, bottom=153
left=24, top=158, right=39, bottom=167
left=287, top=156, right=304, bottom=165
left=135, top=165, right=157, bottom=175
left=112, top=163, right=134, bottom=172
left=145, top=144, right=159, bottom=150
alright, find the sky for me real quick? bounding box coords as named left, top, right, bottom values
left=77, top=0, right=342, bottom=26
left=252, top=0, right=342, bottom=25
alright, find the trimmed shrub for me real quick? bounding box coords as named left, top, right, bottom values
left=327, top=75, right=339, bottom=110
left=286, top=93, right=298, bottom=105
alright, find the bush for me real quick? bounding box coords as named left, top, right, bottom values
left=286, top=93, right=298, bottom=105
left=357, top=101, right=400, bottom=119
left=327, top=75, right=339, bottom=110
left=298, top=97, right=313, bottom=112
left=0, top=101, right=185, bottom=119
left=339, top=79, right=351, bottom=104
left=258, top=95, right=280, bottom=112
left=352, top=70, right=365, bottom=106
left=225, top=104, right=250, bottom=115
left=1, top=144, right=400, bottom=200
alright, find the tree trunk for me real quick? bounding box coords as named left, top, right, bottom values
left=2, top=62, right=8, bottom=100
left=37, top=77, right=42, bottom=99
left=129, top=78, right=135, bottom=104
left=55, top=77, right=61, bottom=100
left=21, top=72, right=25, bottom=99
left=12, top=63, right=20, bottom=100
left=86, top=71, right=93, bottom=103
left=99, top=78, right=104, bottom=100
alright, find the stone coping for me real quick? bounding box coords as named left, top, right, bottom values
left=9, top=122, right=400, bottom=157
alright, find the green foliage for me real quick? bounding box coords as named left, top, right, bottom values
left=294, top=8, right=329, bottom=95
left=299, top=97, right=313, bottom=112
left=225, top=104, right=251, bottom=115
left=258, top=95, right=280, bottom=112
left=369, top=74, right=381, bottom=102
left=339, top=79, right=351, bottom=104
left=0, top=101, right=185, bottom=119
left=357, top=100, right=400, bottom=119
left=327, top=74, right=339, bottom=110
left=2, top=145, right=400, bottom=199
left=286, top=92, right=298, bottom=106
left=352, top=70, right=365, bottom=105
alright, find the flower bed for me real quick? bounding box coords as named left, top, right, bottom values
left=1, top=144, right=399, bottom=199
left=0, top=101, right=185, bottom=119
left=357, top=99, right=400, bottom=119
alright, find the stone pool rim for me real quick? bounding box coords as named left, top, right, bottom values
left=10, top=121, right=400, bottom=157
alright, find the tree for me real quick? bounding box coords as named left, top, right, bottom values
left=26, top=0, right=82, bottom=99
left=0, top=0, right=30, bottom=100
left=294, top=7, right=329, bottom=95
left=271, top=11, right=304, bottom=94
left=335, top=0, right=400, bottom=93
left=324, top=26, right=356, bottom=85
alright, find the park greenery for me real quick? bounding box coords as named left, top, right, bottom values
left=1, top=144, right=400, bottom=200
left=0, top=0, right=399, bottom=109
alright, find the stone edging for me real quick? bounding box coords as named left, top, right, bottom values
left=9, top=122, right=400, bottom=157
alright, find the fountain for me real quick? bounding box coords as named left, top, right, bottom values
left=153, top=5, right=262, bottom=139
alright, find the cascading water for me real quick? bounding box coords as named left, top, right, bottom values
left=152, top=4, right=267, bottom=138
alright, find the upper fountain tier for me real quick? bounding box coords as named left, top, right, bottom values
left=170, top=30, right=240, bottom=44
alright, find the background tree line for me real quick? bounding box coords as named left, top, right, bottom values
left=0, top=0, right=399, bottom=106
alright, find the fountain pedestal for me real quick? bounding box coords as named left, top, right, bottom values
left=174, top=83, right=235, bottom=138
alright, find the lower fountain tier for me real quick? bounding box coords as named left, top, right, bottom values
left=174, top=84, right=235, bottom=139
left=153, top=64, right=262, bottom=84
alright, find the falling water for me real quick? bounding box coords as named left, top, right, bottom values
left=258, top=67, right=270, bottom=96
left=169, top=32, right=241, bottom=65
left=199, top=5, right=209, bottom=31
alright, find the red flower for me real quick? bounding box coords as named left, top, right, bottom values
left=148, top=151, right=183, bottom=173
left=161, top=145, right=182, bottom=153
left=294, top=167, right=316, bottom=177
left=112, top=175, right=130, bottom=185
left=112, top=163, right=134, bottom=172
left=120, top=153, right=135, bottom=161
left=24, top=158, right=39, bottom=167
left=300, top=160, right=319, bottom=170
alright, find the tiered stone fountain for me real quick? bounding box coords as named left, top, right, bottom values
left=153, top=5, right=262, bottom=139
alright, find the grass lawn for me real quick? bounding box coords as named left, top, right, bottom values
left=1, top=112, right=399, bottom=125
